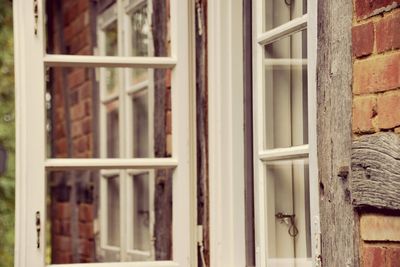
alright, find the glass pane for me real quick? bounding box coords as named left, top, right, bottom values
left=132, top=91, right=149, bottom=157
left=45, top=67, right=172, bottom=158
left=265, top=159, right=311, bottom=265
left=45, top=0, right=171, bottom=56
left=264, top=30, right=308, bottom=149
left=46, top=168, right=173, bottom=264
left=107, top=176, right=120, bottom=247
left=264, top=0, right=307, bottom=31
left=126, top=171, right=153, bottom=260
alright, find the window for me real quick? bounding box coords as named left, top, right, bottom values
left=97, top=2, right=156, bottom=260
left=253, top=0, right=319, bottom=266
left=14, top=0, right=194, bottom=266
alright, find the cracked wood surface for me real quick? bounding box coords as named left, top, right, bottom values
left=352, top=132, right=400, bottom=210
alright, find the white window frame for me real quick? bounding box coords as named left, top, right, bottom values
left=97, top=2, right=156, bottom=260
left=13, top=0, right=196, bottom=266
left=253, top=0, right=319, bottom=266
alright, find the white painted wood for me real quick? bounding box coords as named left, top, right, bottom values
left=171, top=0, right=195, bottom=265
left=257, top=14, right=308, bottom=46
left=208, top=0, right=246, bottom=266
left=47, top=261, right=180, bottom=267
left=307, top=0, right=320, bottom=265
left=259, top=145, right=309, bottom=161
left=43, top=55, right=177, bottom=68
left=14, top=0, right=46, bottom=265
left=264, top=58, right=307, bottom=66
left=254, top=0, right=317, bottom=265
left=44, top=158, right=178, bottom=170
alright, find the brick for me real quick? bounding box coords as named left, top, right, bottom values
left=54, top=202, right=71, bottom=220
left=79, top=203, right=94, bottom=222
left=353, top=22, right=374, bottom=58
left=377, top=90, right=400, bottom=129
left=54, top=235, right=72, bottom=252
left=387, top=247, right=400, bottom=267
left=81, top=119, right=91, bottom=135
left=355, top=0, right=400, bottom=20
left=352, top=96, right=377, bottom=133
left=376, top=10, right=400, bottom=53
left=53, top=251, right=72, bottom=264
left=78, top=222, right=94, bottom=239
left=73, top=136, right=89, bottom=154
left=71, top=120, right=82, bottom=138
left=77, top=239, right=94, bottom=257
left=360, top=213, right=400, bottom=241
left=67, top=68, right=86, bottom=89
left=353, top=52, right=400, bottom=94
left=70, top=102, right=85, bottom=120
left=53, top=220, right=71, bottom=235
left=362, top=246, right=386, bottom=267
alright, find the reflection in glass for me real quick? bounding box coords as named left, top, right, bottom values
left=45, top=0, right=170, bottom=56
left=46, top=67, right=172, bottom=159
left=264, top=30, right=308, bottom=149
left=46, top=169, right=172, bottom=264
left=107, top=176, right=120, bottom=247
left=265, top=159, right=311, bottom=263
left=132, top=91, right=149, bottom=158
left=264, top=0, right=307, bottom=31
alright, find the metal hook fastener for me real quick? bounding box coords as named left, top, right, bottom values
left=275, top=212, right=299, bottom=238
left=284, top=0, right=292, bottom=6
left=35, top=211, right=41, bottom=248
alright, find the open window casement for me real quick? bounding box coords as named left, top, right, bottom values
left=253, top=0, right=319, bottom=266
left=14, top=0, right=195, bottom=266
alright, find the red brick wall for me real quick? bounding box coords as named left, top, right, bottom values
left=352, top=1, right=400, bottom=266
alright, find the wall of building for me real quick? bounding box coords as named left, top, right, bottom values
left=352, top=1, right=400, bottom=266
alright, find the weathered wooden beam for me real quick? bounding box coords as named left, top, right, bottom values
left=317, top=0, right=358, bottom=266
left=352, top=132, right=400, bottom=210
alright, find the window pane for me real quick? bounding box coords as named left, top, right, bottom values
left=264, top=0, right=307, bottom=31
left=45, top=0, right=171, bottom=56
left=264, top=159, right=311, bottom=264
left=46, top=168, right=173, bottom=264
left=107, top=176, right=120, bottom=247
left=45, top=67, right=172, bottom=158
left=264, top=30, right=308, bottom=149
left=126, top=171, right=153, bottom=260
left=132, top=91, right=149, bottom=158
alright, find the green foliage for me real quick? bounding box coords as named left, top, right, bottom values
left=0, top=1, right=15, bottom=267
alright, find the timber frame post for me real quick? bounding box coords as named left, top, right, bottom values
left=317, top=1, right=360, bottom=266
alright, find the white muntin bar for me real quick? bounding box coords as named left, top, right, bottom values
left=264, top=58, right=307, bottom=66
left=44, top=158, right=178, bottom=170
left=47, top=261, right=180, bottom=267
left=259, top=144, right=310, bottom=162
left=43, top=55, right=177, bottom=68
left=257, top=14, right=308, bottom=46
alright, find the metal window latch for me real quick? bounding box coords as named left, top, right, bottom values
left=35, top=211, right=41, bottom=249
left=33, top=0, right=39, bottom=36
left=275, top=212, right=299, bottom=237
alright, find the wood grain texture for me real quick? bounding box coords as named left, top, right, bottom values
left=317, top=0, right=359, bottom=266
left=352, top=132, right=400, bottom=210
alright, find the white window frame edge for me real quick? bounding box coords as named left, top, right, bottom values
left=14, top=0, right=195, bottom=266
left=252, top=0, right=320, bottom=266
left=208, top=0, right=246, bottom=267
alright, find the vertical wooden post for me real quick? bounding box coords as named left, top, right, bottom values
left=317, top=1, right=359, bottom=266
